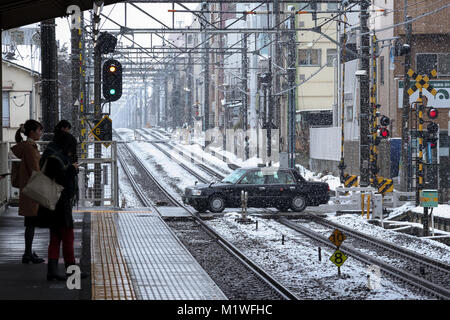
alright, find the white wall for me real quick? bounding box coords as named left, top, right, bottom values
left=310, top=126, right=341, bottom=161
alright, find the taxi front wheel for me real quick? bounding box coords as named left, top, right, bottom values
left=209, top=195, right=226, bottom=213
left=291, top=195, right=306, bottom=212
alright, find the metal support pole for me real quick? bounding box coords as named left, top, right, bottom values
left=93, top=46, right=102, bottom=206
left=400, top=15, right=412, bottom=191
left=338, top=12, right=347, bottom=182
left=201, top=3, right=210, bottom=133
left=267, top=57, right=273, bottom=165
left=242, top=33, right=249, bottom=159
left=287, top=7, right=296, bottom=168
left=369, top=33, right=378, bottom=187
left=0, top=32, right=3, bottom=142
left=359, top=1, right=371, bottom=187
left=71, top=17, right=81, bottom=138
left=41, top=18, right=59, bottom=140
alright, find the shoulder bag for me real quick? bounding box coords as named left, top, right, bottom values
left=22, top=157, right=64, bottom=211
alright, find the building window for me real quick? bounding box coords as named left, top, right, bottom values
left=380, top=56, right=385, bottom=85
left=2, top=92, right=10, bottom=127
left=417, top=54, right=437, bottom=75
left=298, top=2, right=312, bottom=10
left=326, top=49, right=337, bottom=67
left=345, top=105, right=353, bottom=122
left=327, top=3, right=338, bottom=11
left=438, top=54, right=450, bottom=75
left=298, top=49, right=321, bottom=66
left=417, top=53, right=450, bottom=76
left=299, top=74, right=305, bottom=81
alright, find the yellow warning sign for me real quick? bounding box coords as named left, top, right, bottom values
left=328, top=229, right=346, bottom=247
left=329, top=249, right=348, bottom=268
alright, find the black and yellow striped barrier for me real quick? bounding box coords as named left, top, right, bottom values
left=343, top=174, right=358, bottom=188
left=377, top=177, right=394, bottom=195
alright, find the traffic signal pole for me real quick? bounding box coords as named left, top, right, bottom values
left=400, top=16, right=412, bottom=192
left=359, top=1, right=371, bottom=187
left=94, top=39, right=102, bottom=206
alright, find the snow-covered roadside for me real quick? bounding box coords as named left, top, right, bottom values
left=206, top=213, right=430, bottom=300
left=325, top=213, right=450, bottom=264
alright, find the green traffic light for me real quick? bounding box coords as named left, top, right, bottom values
left=110, top=88, right=116, bottom=95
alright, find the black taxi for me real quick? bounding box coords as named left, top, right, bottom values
left=182, top=167, right=330, bottom=213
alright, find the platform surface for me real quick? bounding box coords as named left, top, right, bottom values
left=0, top=206, right=87, bottom=300
left=0, top=206, right=226, bottom=300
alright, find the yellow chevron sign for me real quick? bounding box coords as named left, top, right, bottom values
left=377, top=177, right=394, bottom=195
left=344, top=174, right=358, bottom=187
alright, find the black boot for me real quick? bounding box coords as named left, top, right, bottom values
left=65, top=263, right=89, bottom=279
left=22, top=252, right=45, bottom=264
left=47, top=259, right=67, bottom=281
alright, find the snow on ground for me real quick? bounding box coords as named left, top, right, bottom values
left=207, top=214, right=429, bottom=300
left=116, top=127, right=450, bottom=258
left=114, top=127, right=450, bottom=298
left=115, top=128, right=199, bottom=201
left=325, top=213, right=450, bottom=265
left=412, top=204, right=450, bottom=219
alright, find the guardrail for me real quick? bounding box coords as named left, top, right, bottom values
left=0, top=140, right=118, bottom=212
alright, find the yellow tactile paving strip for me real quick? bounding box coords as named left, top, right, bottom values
left=91, top=212, right=136, bottom=300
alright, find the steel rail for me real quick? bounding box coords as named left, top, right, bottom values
left=114, top=130, right=298, bottom=300
left=278, top=217, right=450, bottom=300
left=313, top=216, right=450, bottom=274
left=133, top=130, right=210, bottom=184
left=140, top=129, right=227, bottom=180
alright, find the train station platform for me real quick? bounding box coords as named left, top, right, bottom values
left=0, top=206, right=226, bottom=300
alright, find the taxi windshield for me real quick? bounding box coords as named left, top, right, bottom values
left=221, top=168, right=247, bottom=184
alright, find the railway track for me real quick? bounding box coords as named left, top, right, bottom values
left=278, top=217, right=450, bottom=299
left=141, top=128, right=229, bottom=180
left=114, top=129, right=298, bottom=300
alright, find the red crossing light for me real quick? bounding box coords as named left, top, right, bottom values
left=380, top=127, right=390, bottom=138
left=427, top=108, right=438, bottom=119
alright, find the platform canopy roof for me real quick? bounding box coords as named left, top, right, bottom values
left=0, top=0, right=124, bottom=30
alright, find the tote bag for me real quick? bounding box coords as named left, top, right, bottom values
left=22, top=158, right=64, bottom=211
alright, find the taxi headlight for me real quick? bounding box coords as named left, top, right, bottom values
left=192, top=189, right=202, bottom=196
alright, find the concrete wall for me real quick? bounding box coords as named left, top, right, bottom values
left=2, top=61, right=40, bottom=142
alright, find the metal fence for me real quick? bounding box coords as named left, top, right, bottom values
left=0, top=140, right=118, bottom=211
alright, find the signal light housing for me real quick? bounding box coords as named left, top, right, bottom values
left=427, top=108, right=438, bottom=119
left=379, top=127, right=390, bottom=139
left=380, top=115, right=390, bottom=127
left=102, top=59, right=122, bottom=102
left=427, top=122, right=439, bottom=134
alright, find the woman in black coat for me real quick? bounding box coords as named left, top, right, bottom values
left=38, top=132, right=79, bottom=281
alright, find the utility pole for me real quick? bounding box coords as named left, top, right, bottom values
left=93, top=13, right=102, bottom=206
left=287, top=6, right=296, bottom=168
left=201, top=2, right=210, bottom=133
left=358, top=1, right=371, bottom=187
left=71, top=14, right=81, bottom=138
left=273, top=0, right=281, bottom=136
left=144, top=77, right=148, bottom=127
left=400, top=15, right=413, bottom=191
left=41, top=18, right=58, bottom=140
left=267, top=56, right=273, bottom=165
left=242, top=33, right=249, bottom=159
